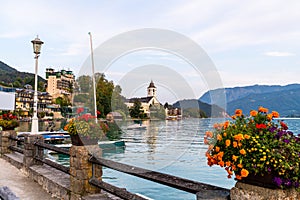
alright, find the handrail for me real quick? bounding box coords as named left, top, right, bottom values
left=34, top=156, right=70, bottom=174
left=8, top=146, right=24, bottom=154
left=89, top=178, right=148, bottom=200
left=34, top=141, right=70, bottom=156
left=89, top=156, right=229, bottom=194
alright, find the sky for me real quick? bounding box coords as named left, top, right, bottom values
left=1, top=0, right=299, bottom=103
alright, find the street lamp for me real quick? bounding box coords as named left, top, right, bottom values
left=31, top=36, right=43, bottom=134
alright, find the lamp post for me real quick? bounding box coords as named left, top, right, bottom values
left=31, top=36, right=43, bottom=134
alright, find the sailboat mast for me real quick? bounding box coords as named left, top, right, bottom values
left=88, top=32, right=98, bottom=123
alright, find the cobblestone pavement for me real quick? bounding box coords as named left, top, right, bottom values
left=0, top=158, right=56, bottom=200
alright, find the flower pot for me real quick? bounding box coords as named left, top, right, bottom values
left=70, top=134, right=98, bottom=146
left=239, top=173, right=278, bottom=189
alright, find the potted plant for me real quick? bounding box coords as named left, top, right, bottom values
left=64, top=108, right=105, bottom=146
left=0, top=111, right=19, bottom=131
left=205, top=107, right=300, bottom=189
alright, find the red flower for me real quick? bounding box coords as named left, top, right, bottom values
left=77, top=107, right=84, bottom=114
left=280, top=121, right=288, bottom=130
left=256, top=124, right=267, bottom=129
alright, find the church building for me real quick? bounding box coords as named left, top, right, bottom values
left=125, top=80, right=161, bottom=117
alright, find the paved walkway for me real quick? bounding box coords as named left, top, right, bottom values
left=0, top=158, right=56, bottom=200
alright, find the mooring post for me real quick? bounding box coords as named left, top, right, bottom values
left=69, top=145, right=102, bottom=199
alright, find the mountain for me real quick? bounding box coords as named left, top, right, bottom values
left=0, top=61, right=45, bottom=89
left=172, top=99, right=226, bottom=117
left=227, top=88, right=300, bottom=117
left=199, top=84, right=300, bottom=117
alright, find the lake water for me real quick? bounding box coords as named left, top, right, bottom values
left=101, top=118, right=300, bottom=200
left=26, top=118, right=300, bottom=200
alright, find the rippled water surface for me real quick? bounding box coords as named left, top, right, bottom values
left=44, top=118, right=300, bottom=200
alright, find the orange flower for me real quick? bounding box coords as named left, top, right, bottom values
left=223, top=132, right=227, bottom=137
left=272, top=111, right=279, bottom=118
left=204, top=137, right=209, bottom=144
left=237, top=163, right=243, bottom=168
left=225, top=161, right=231, bottom=166
left=233, top=141, right=238, bottom=148
left=235, top=109, right=243, bottom=117
left=231, top=115, right=236, bottom=120
left=267, top=113, right=273, bottom=121
left=223, top=121, right=230, bottom=129
left=215, top=146, right=220, bottom=152
left=232, top=155, right=238, bottom=162
left=231, top=165, right=237, bottom=171
left=205, top=131, right=213, bottom=138
left=250, top=110, right=258, bottom=117
left=225, top=167, right=233, bottom=175
left=235, top=174, right=242, bottom=180
left=244, top=134, right=250, bottom=139
left=234, top=133, right=244, bottom=141
left=218, top=161, right=225, bottom=167
left=238, top=142, right=242, bottom=147
left=225, top=139, right=231, bottom=147
left=217, top=151, right=224, bottom=159
left=239, top=149, right=246, bottom=155
left=241, top=169, right=249, bottom=177
left=258, top=106, right=268, bottom=113
left=217, top=134, right=222, bottom=141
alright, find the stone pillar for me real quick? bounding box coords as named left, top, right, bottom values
left=23, top=134, right=44, bottom=168
left=230, top=182, right=300, bottom=200
left=70, top=145, right=102, bottom=199
left=0, top=130, right=17, bottom=156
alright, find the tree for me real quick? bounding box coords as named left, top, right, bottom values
left=77, top=75, right=92, bottom=93
left=129, top=100, right=145, bottom=119
left=150, top=104, right=166, bottom=120
left=111, top=85, right=129, bottom=116
left=95, top=73, right=114, bottom=118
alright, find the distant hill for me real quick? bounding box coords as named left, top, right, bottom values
left=172, top=99, right=226, bottom=118
left=227, top=88, right=300, bottom=117
left=0, top=61, right=45, bottom=89
left=199, top=84, right=300, bottom=117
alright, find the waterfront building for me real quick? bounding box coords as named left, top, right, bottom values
left=45, top=68, right=75, bottom=100
left=15, top=88, right=62, bottom=119
left=125, top=80, right=161, bottom=117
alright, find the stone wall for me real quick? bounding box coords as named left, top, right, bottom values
left=231, top=182, right=300, bottom=200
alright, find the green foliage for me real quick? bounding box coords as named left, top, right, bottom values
left=150, top=104, right=166, bottom=120
left=0, top=61, right=46, bottom=90
left=111, top=85, right=129, bottom=116
left=129, top=100, right=145, bottom=119
left=183, top=108, right=207, bottom=118
left=77, top=75, right=92, bottom=93
left=105, top=122, right=123, bottom=140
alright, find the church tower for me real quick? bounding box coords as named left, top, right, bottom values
left=147, top=80, right=157, bottom=97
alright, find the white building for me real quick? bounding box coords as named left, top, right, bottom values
left=125, top=81, right=161, bottom=117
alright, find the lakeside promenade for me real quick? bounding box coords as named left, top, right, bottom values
left=0, top=157, right=55, bottom=200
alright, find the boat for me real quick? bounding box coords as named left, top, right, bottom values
left=17, top=131, right=70, bottom=144
left=47, top=140, right=125, bottom=154
left=127, top=124, right=147, bottom=130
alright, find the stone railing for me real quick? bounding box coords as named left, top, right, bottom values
left=0, top=130, right=107, bottom=199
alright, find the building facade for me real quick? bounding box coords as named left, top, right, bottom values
left=125, top=81, right=161, bottom=117
left=46, top=68, right=75, bottom=99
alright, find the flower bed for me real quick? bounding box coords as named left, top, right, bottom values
left=0, top=111, right=19, bottom=131
left=205, top=107, right=300, bottom=189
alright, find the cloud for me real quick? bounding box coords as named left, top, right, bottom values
left=263, top=51, right=295, bottom=57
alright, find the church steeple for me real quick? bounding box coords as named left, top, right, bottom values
left=147, top=80, right=156, bottom=97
